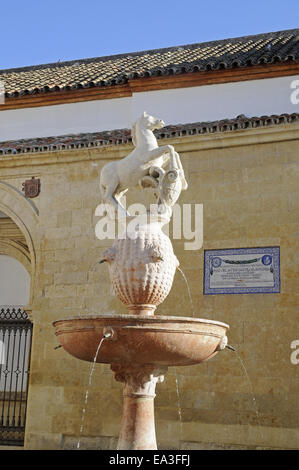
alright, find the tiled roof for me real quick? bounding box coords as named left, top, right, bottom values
left=0, top=29, right=298, bottom=98
left=0, top=113, right=298, bottom=156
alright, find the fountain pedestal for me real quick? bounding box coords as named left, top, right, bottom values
left=112, top=364, right=167, bottom=450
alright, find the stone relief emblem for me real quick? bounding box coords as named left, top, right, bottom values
left=22, top=176, right=41, bottom=198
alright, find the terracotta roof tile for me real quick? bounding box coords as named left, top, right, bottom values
left=0, top=113, right=298, bottom=156
left=0, top=29, right=298, bottom=97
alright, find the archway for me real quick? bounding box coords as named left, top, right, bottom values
left=0, top=184, right=37, bottom=447
left=0, top=181, right=37, bottom=309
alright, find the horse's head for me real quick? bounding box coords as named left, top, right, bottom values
left=131, top=112, right=165, bottom=146
left=139, top=111, right=165, bottom=130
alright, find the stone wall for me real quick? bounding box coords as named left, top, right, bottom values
left=0, top=122, right=298, bottom=449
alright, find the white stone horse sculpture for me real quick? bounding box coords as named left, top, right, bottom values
left=99, top=112, right=188, bottom=217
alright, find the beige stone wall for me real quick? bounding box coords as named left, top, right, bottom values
left=0, top=122, right=298, bottom=449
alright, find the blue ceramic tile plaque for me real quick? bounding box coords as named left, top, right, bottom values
left=204, top=247, right=280, bottom=295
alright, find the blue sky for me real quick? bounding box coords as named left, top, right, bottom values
left=1, top=0, right=298, bottom=70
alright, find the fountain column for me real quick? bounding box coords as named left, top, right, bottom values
left=111, top=364, right=168, bottom=450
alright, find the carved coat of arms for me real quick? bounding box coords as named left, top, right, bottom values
left=22, top=177, right=41, bottom=198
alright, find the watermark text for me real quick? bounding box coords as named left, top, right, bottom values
left=290, top=79, right=299, bottom=105
left=290, top=340, right=299, bottom=365
left=95, top=200, right=203, bottom=251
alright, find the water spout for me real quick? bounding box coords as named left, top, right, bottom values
left=103, top=327, right=115, bottom=340
left=89, top=259, right=107, bottom=275
left=177, top=267, right=195, bottom=317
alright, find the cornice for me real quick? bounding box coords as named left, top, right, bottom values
left=0, top=116, right=298, bottom=169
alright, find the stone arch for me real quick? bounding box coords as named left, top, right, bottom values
left=0, top=181, right=38, bottom=311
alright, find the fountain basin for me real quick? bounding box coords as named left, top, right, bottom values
left=53, top=314, right=229, bottom=367
left=53, top=314, right=229, bottom=450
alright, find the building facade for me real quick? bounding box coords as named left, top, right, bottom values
left=0, top=29, right=298, bottom=449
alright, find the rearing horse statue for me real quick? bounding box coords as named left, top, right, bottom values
left=99, top=112, right=188, bottom=217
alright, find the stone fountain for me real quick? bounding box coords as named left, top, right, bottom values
left=53, top=112, right=229, bottom=450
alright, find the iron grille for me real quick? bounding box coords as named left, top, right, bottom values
left=0, top=307, right=33, bottom=446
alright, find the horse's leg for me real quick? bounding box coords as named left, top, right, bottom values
left=115, top=188, right=128, bottom=201
left=156, top=148, right=178, bottom=172
left=114, top=188, right=129, bottom=215
left=101, top=175, right=129, bottom=217
left=106, top=186, right=130, bottom=217
left=140, top=145, right=175, bottom=171
left=155, top=145, right=179, bottom=173
left=105, top=191, right=129, bottom=217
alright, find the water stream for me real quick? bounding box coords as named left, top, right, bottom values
left=229, top=348, right=263, bottom=442
left=89, top=260, right=116, bottom=298
left=173, top=367, right=183, bottom=447
left=87, top=262, right=100, bottom=284
left=77, top=334, right=110, bottom=449
left=177, top=267, right=195, bottom=317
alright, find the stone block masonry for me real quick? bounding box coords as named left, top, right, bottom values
left=0, top=121, right=298, bottom=449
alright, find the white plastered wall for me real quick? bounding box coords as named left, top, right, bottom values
left=0, top=75, right=298, bottom=141
left=0, top=255, right=30, bottom=306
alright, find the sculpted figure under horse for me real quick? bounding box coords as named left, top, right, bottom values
left=99, top=112, right=188, bottom=217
